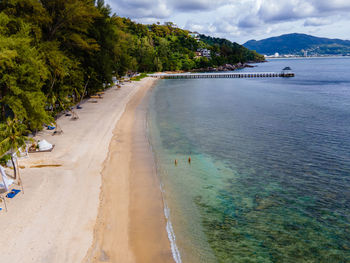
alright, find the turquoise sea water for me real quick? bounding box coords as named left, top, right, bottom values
left=148, top=57, right=350, bottom=263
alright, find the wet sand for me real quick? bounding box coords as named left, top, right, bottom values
left=84, top=79, right=174, bottom=262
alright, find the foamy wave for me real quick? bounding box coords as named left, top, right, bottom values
left=159, top=181, right=182, bottom=262
left=164, top=202, right=182, bottom=263
left=146, top=109, right=182, bottom=263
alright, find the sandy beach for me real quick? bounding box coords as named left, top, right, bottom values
left=0, top=77, right=173, bottom=263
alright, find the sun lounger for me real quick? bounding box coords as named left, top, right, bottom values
left=52, top=124, right=63, bottom=136
left=18, top=146, right=29, bottom=158
left=52, top=130, right=63, bottom=135
left=90, top=95, right=103, bottom=99
left=1, top=165, right=23, bottom=210
left=0, top=194, right=7, bottom=212
left=6, top=189, right=21, bottom=198
left=71, top=111, right=79, bottom=120
left=52, top=128, right=63, bottom=135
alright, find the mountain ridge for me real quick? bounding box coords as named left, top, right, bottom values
left=243, top=33, right=350, bottom=56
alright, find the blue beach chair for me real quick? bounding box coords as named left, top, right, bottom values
left=6, top=189, right=21, bottom=199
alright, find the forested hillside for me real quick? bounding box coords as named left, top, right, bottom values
left=0, top=0, right=264, bottom=133
left=244, top=33, right=350, bottom=56
left=200, top=34, right=263, bottom=64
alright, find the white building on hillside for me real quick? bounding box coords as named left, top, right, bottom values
left=190, top=32, right=200, bottom=42
left=197, top=48, right=211, bottom=58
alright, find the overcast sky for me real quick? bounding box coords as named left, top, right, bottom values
left=105, top=0, right=350, bottom=44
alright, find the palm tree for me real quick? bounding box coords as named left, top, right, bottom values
left=0, top=118, right=31, bottom=185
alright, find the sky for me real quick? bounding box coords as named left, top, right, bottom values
left=104, top=0, right=350, bottom=44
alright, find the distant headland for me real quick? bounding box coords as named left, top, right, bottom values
left=243, top=33, right=350, bottom=57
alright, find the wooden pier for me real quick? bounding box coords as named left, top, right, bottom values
left=148, top=72, right=295, bottom=79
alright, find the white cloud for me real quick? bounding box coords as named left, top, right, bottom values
left=106, top=0, right=171, bottom=19
left=105, top=0, right=350, bottom=43
left=106, top=0, right=350, bottom=21
left=304, top=18, right=330, bottom=27
left=313, top=0, right=350, bottom=12
left=170, top=0, right=230, bottom=12
left=105, top=0, right=234, bottom=19
left=185, top=21, right=205, bottom=32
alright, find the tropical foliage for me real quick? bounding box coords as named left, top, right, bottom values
left=0, top=118, right=31, bottom=180
left=0, top=0, right=264, bottom=138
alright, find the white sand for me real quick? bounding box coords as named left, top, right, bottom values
left=0, top=78, right=156, bottom=262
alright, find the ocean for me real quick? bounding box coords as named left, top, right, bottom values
left=147, top=57, right=350, bottom=263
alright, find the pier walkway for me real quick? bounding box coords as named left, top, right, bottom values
left=148, top=72, right=295, bottom=79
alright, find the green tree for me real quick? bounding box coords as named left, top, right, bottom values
left=135, top=37, right=156, bottom=72
left=40, top=41, right=83, bottom=113
left=0, top=118, right=31, bottom=183
left=87, top=0, right=119, bottom=89
left=0, top=14, right=52, bottom=130
left=0, top=1, right=265, bottom=137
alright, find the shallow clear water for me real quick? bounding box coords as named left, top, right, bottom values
left=148, top=57, right=350, bottom=263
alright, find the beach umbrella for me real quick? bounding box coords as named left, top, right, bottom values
left=0, top=165, right=13, bottom=192
left=0, top=165, right=13, bottom=212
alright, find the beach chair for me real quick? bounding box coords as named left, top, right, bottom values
left=18, top=145, right=29, bottom=158
left=52, top=124, right=63, bottom=136
left=0, top=192, right=7, bottom=212
left=71, top=110, right=79, bottom=120
left=0, top=187, right=23, bottom=212
left=90, top=95, right=103, bottom=99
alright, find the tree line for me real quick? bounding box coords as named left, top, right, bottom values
left=0, top=0, right=264, bottom=138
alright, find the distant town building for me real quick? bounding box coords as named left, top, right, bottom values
left=302, top=49, right=308, bottom=57
left=196, top=48, right=211, bottom=58
left=264, top=52, right=280, bottom=58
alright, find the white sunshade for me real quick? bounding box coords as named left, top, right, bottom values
left=0, top=165, right=14, bottom=192
left=38, top=140, right=53, bottom=151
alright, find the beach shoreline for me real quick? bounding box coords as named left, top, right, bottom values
left=84, top=77, right=173, bottom=263
left=0, top=77, right=172, bottom=263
